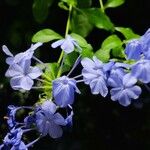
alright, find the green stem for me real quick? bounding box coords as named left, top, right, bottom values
left=99, top=0, right=104, bottom=12
left=57, top=5, right=72, bottom=77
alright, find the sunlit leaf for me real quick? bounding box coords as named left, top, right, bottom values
left=32, top=29, right=63, bottom=43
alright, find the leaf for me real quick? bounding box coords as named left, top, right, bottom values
left=102, top=34, right=122, bottom=50
left=59, top=0, right=77, bottom=8
left=70, top=33, right=93, bottom=57
left=95, top=49, right=111, bottom=62
left=115, top=27, right=140, bottom=40
left=63, top=51, right=79, bottom=73
left=77, top=0, right=92, bottom=8
left=95, top=35, right=123, bottom=62
left=44, top=63, right=59, bottom=80
left=71, top=9, right=93, bottom=37
left=32, top=29, right=63, bottom=43
left=32, top=0, right=54, bottom=23
left=82, top=8, right=114, bottom=31
left=70, top=33, right=91, bottom=48
left=81, top=48, right=94, bottom=58
left=111, top=47, right=125, bottom=58
left=104, top=0, right=125, bottom=8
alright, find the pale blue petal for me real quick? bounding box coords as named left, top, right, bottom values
left=10, top=77, right=22, bottom=90
left=53, top=113, right=66, bottom=126
left=90, top=77, right=108, bottom=97
left=28, top=66, right=42, bottom=79
left=48, top=122, right=63, bottom=139
left=2, top=45, right=13, bottom=57
left=125, top=39, right=142, bottom=60
left=127, top=86, right=141, bottom=99
left=61, top=40, right=74, bottom=53
left=41, top=101, right=56, bottom=114
left=123, top=73, right=137, bottom=87
left=81, top=58, right=95, bottom=70
left=118, top=90, right=131, bottom=106
left=5, top=64, right=23, bottom=77
left=6, top=57, right=14, bottom=65
left=51, top=40, right=64, bottom=48
left=110, top=88, right=121, bottom=101
left=20, top=76, right=34, bottom=90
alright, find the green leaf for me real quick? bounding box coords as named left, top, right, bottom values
left=63, top=51, right=79, bottom=73
left=95, top=49, right=111, bottom=62
left=81, top=48, right=94, bottom=58
left=59, top=0, right=77, bottom=9
left=71, top=9, right=93, bottom=37
left=82, top=8, right=114, bottom=31
left=58, top=1, right=69, bottom=10
left=32, top=29, right=63, bottom=43
left=70, top=33, right=93, bottom=57
left=77, top=0, right=92, bottom=8
left=104, top=0, right=125, bottom=8
left=112, top=47, right=125, bottom=58
left=44, top=63, right=59, bottom=80
left=70, top=33, right=91, bottom=48
left=115, top=27, right=140, bottom=40
left=95, top=35, right=123, bottom=62
left=33, top=0, right=54, bottom=23
left=102, top=34, right=122, bottom=50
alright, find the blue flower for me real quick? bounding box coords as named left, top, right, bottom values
left=7, top=105, right=19, bottom=128
left=36, top=101, right=66, bottom=138
left=125, top=39, right=142, bottom=60
left=5, top=59, right=42, bottom=90
left=81, top=56, right=109, bottom=97
left=2, top=43, right=43, bottom=65
left=107, top=62, right=130, bottom=87
left=51, top=35, right=81, bottom=54
left=109, top=73, right=141, bottom=106
left=52, top=76, right=80, bottom=107
left=140, top=28, right=150, bottom=49
left=131, top=59, right=150, bottom=83
left=2, top=127, right=24, bottom=149
left=65, top=105, right=74, bottom=127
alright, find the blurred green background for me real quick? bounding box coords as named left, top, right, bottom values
left=0, top=0, right=150, bottom=150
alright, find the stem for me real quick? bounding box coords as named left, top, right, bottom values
left=67, top=55, right=81, bottom=77
left=72, top=74, right=83, bottom=79
left=42, top=74, right=52, bottom=81
left=26, top=136, right=41, bottom=148
left=99, top=0, right=104, bottom=12
left=32, top=86, right=52, bottom=90
left=33, top=56, right=44, bottom=64
left=57, top=5, right=72, bottom=76
left=57, top=54, right=66, bottom=78
left=36, top=78, right=52, bottom=85
left=76, top=79, right=84, bottom=83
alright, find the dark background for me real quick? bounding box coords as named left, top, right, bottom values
left=0, top=0, right=150, bottom=150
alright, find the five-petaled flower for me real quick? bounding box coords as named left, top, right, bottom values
left=51, top=35, right=81, bottom=54
left=5, top=59, right=42, bottom=90
left=36, top=101, right=66, bottom=138
left=108, top=73, right=142, bottom=106
left=52, top=76, right=80, bottom=107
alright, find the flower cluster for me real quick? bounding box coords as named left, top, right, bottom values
left=1, top=29, right=150, bottom=149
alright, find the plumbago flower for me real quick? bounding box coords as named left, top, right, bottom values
left=52, top=76, right=81, bottom=108
left=51, top=35, right=81, bottom=54
left=36, top=101, right=66, bottom=138
left=81, top=56, right=113, bottom=97
left=0, top=101, right=74, bottom=149
left=108, top=73, right=142, bottom=106
left=2, top=42, right=42, bottom=65
left=125, top=28, right=150, bottom=83
left=5, top=59, right=42, bottom=90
